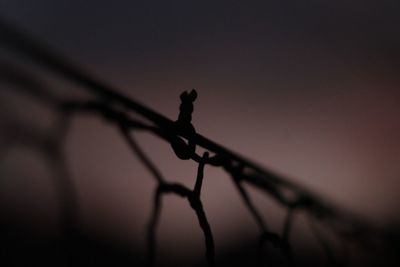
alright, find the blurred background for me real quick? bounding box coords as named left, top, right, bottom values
left=0, top=1, right=399, bottom=266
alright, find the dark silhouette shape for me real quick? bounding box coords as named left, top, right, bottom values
left=0, top=17, right=396, bottom=267
left=121, top=126, right=215, bottom=266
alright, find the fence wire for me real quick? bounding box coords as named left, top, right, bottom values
left=0, top=18, right=394, bottom=267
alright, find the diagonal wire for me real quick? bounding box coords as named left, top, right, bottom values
left=0, top=18, right=364, bottom=227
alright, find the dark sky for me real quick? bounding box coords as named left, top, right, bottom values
left=1, top=0, right=400, bottom=263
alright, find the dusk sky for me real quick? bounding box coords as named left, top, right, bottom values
left=1, top=1, right=400, bottom=265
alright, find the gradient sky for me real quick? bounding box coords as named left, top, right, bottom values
left=1, top=0, right=400, bottom=264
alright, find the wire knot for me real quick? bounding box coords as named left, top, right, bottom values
left=170, top=89, right=198, bottom=160
left=178, top=89, right=197, bottom=124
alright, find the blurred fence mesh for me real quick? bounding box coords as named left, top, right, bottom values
left=0, top=19, right=397, bottom=267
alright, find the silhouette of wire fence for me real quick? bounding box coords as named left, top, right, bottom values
left=0, top=18, right=391, bottom=266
